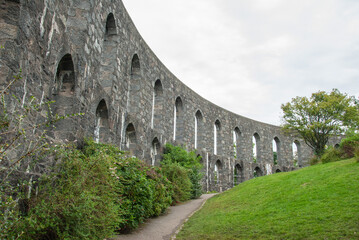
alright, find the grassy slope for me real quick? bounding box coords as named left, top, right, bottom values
left=177, top=159, right=359, bottom=240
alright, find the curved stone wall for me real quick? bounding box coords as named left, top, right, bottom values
left=0, top=0, right=325, bottom=191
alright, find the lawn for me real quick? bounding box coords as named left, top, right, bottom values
left=176, top=159, right=359, bottom=240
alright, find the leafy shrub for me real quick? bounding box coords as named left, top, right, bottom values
left=0, top=183, right=24, bottom=240
left=115, top=155, right=172, bottom=232
left=189, top=166, right=203, bottom=199
left=2, top=140, right=174, bottom=238
left=16, top=142, right=121, bottom=240
left=161, top=144, right=203, bottom=201
left=339, top=131, right=359, bottom=158
left=161, top=163, right=192, bottom=203
left=320, top=146, right=342, bottom=164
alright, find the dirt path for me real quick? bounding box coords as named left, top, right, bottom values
left=111, top=193, right=216, bottom=240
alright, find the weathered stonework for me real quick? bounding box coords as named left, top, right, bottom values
left=0, top=0, right=340, bottom=191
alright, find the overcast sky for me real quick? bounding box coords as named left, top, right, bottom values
left=122, top=0, right=359, bottom=125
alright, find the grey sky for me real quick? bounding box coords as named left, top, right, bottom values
left=122, top=0, right=359, bottom=125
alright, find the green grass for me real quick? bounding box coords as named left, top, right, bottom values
left=177, top=159, right=359, bottom=240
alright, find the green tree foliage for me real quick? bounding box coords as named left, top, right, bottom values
left=161, top=144, right=203, bottom=201
left=281, top=89, right=359, bottom=156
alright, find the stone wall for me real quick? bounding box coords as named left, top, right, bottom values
left=1, top=0, right=339, bottom=191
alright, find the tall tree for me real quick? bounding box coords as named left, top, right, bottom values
left=281, top=89, right=359, bottom=156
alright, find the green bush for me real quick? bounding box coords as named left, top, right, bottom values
left=2, top=140, right=175, bottom=238
left=340, top=131, right=359, bottom=158
left=189, top=166, right=203, bottom=199
left=161, top=163, right=192, bottom=203
left=161, top=144, right=203, bottom=201
left=0, top=183, right=24, bottom=240
left=320, top=146, right=342, bottom=164
left=115, top=155, right=172, bottom=232
left=17, top=142, right=121, bottom=240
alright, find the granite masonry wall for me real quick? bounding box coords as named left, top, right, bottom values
left=1, top=0, right=339, bottom=192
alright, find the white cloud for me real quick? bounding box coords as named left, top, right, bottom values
left=122, top=0, right=359, bottom=125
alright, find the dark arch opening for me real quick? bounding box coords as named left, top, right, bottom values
left=152, top=79, right=164, bottom=130
left=234, top=164, right=243, bottom=185
left=215, top=120, right=221, bottom=131
left=175, top=97, right=183, bottom=111
left=214, top=120, right=221, bottom=155
left=94, top=99, right=109, bottom=143
left=196, top=154, right=203, bottom=163
left=125, top=123, right=137, bottom=147
left=275, top=169, right=282, bottom=173
left=174, top=97, right=184, bottom=141
left=154, top=80, right=163, bottom=96
left=195, top=110, right=203, bottom=121
left=214, top=160, right=222, bottom=184
left=51, top=54, right=77, bottom=141
left=96, top=99, right=109, bottom=127
left=151, top=137, right=160, bottom=166
left=105, top=13, right=117, bottom=37
left=55, top=54, right=75, bottom=96
left=253, top=166, right=263, bottom=178
left=195, top=110, right=203, bottom=149
left=131, top=54, right=141, bottom=76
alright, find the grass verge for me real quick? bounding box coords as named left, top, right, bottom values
left=176, top=159, right=359, bottom=240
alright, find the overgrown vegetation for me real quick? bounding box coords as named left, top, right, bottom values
left=281, top=89, right=359, bottom=156
left=114, top=151, right=173, bottom=232
left=0, top=71, right=81, bottom=239
left=161, top=144, right=203, bottom=203
left=309, top=131, right=359, bottom=165
left=1, top=140, right=175, bottom=239
left=177, top=158, right=359, bottom=240
left=0, top=72, right=187, bottom=239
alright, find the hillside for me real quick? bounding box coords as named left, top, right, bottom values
left=177, top=159, right=359, bottom=240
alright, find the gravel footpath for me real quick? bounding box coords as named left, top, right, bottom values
left=111, top=193, right=216, bottom=240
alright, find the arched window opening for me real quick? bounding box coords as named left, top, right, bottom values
left=105, top=13, right=116, bottom=37
left=55, top=54, right=75, bottom=97
left=214, top=160, right=222, bottom=184
left=234, top=164, right=243, bottom=185
left=94, top=99, right=109, bottom=143
left=194, top=110, right=203, bottom=149
left=197, top=154, right=203, bottom=164
left=253, top=133, right=260, bottom=163
left=273, top=137, right=280, bottom=165
left=131, top=54, right=140, bottom=76
left=275, top=169, right=282, bottom=173
left=233, top=127, right=241, bottom=158
left=151, top=137, right=160, bottom=166
left=125, top=123, right=137, bottom=148
left=214, top=120, right=221, bottom=155
left=151, top=80, right=163, bottom=129
left=293, top=140, right=301, bottom=167
left=253, top=166, right=263, bottom=178
left=173, top=97, right=183, bottom=141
